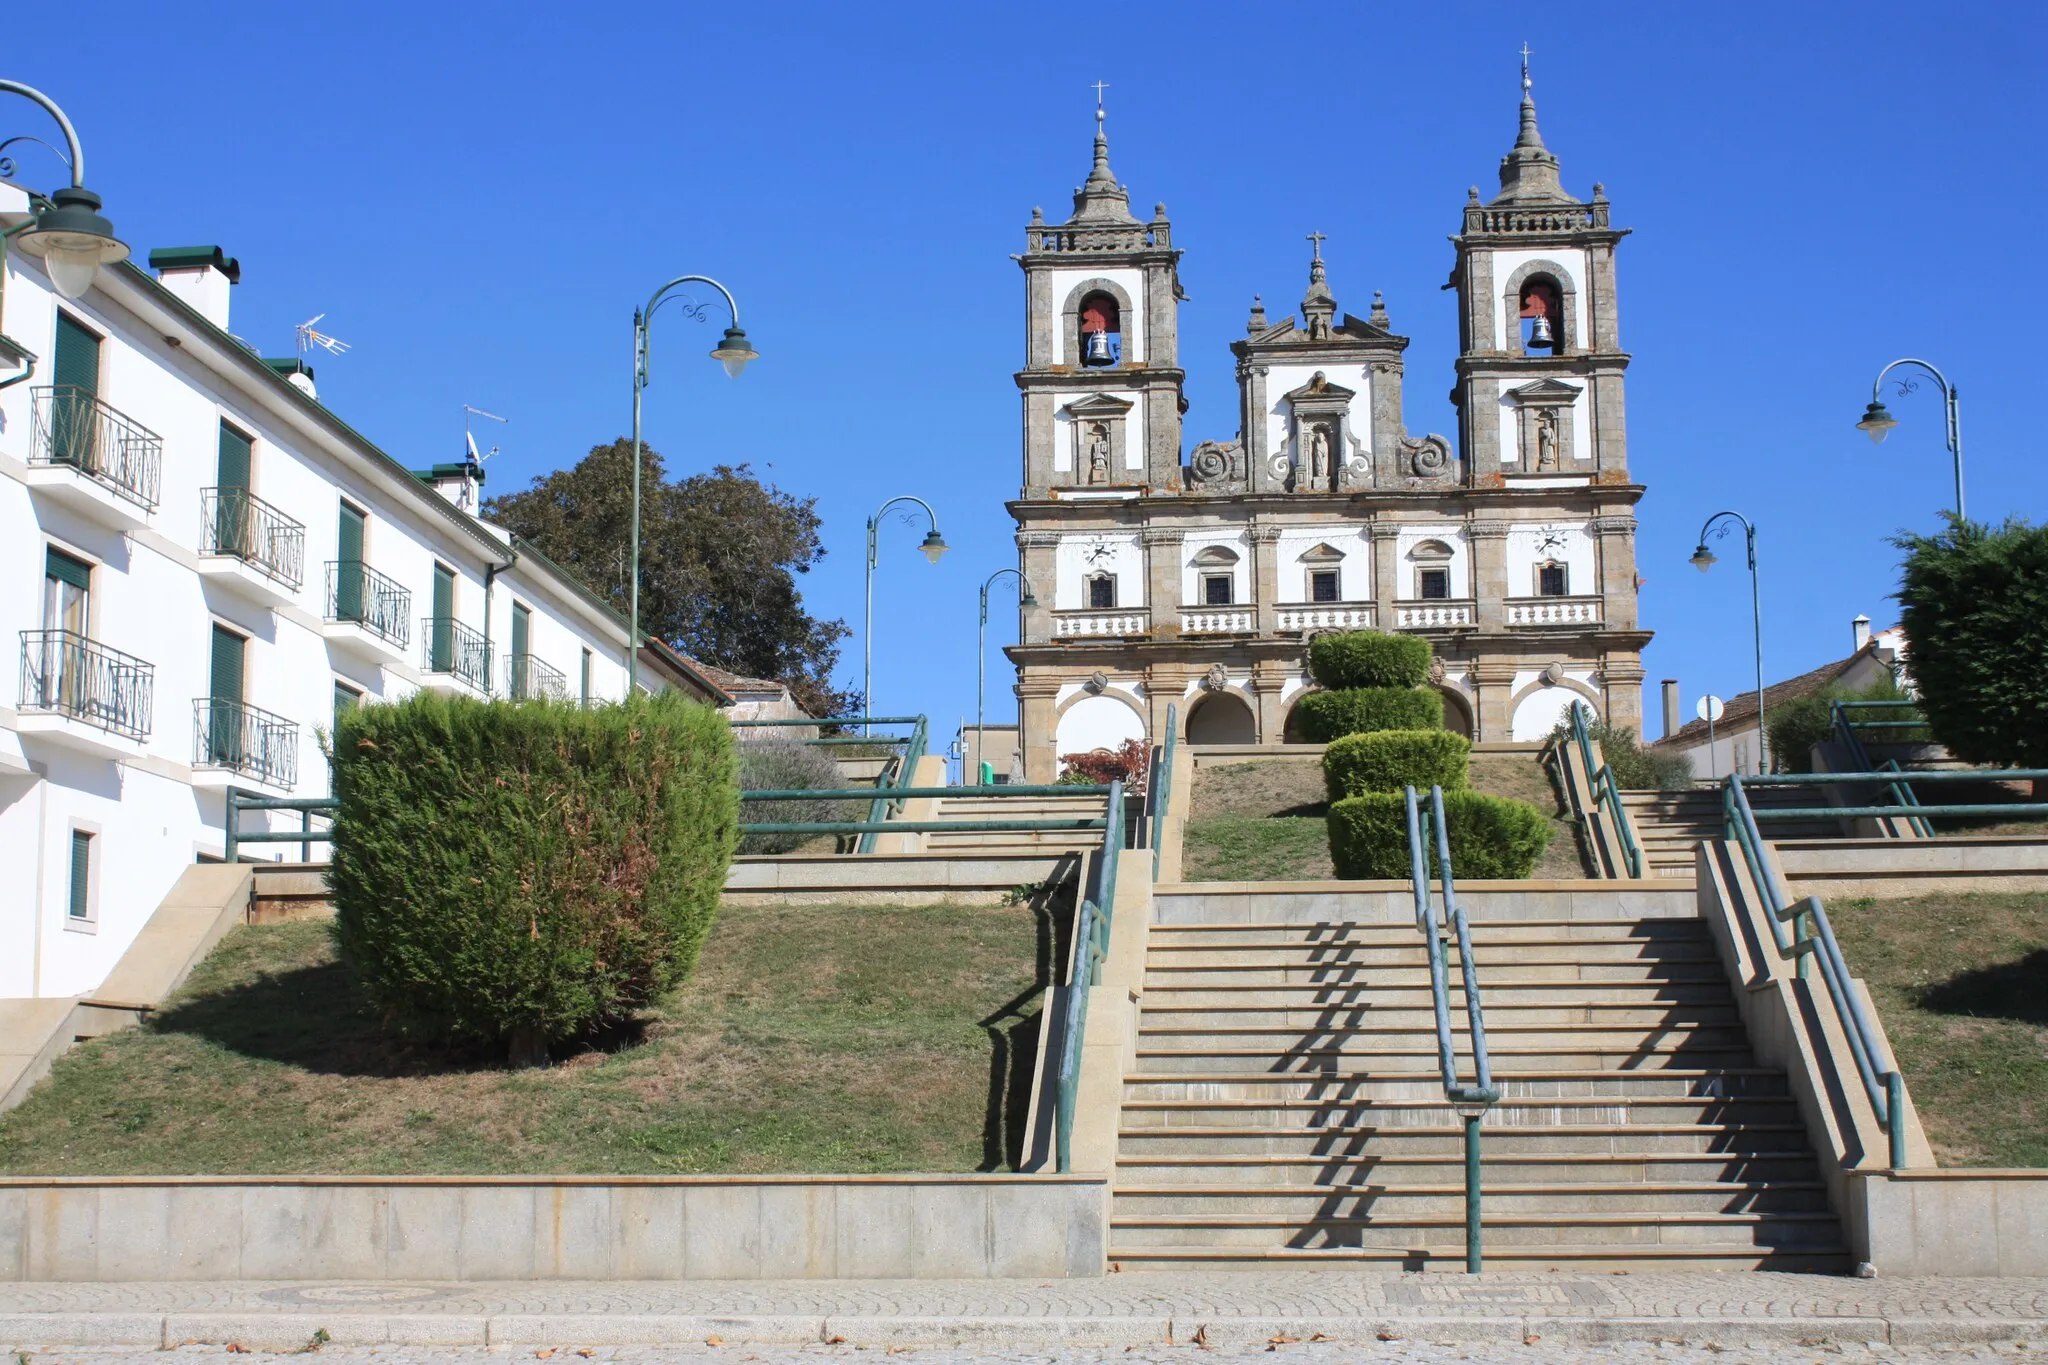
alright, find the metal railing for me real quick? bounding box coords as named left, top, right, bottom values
left=730, top=716, right=928, bottom=854
left=1830, top=700, right=1932, bottom=837
left=1736, top=769, right=2048, bottom=827
left=421, top=616, right=491, bottom=692
left=502, top=653, right=568, bottom=701
left=736, top=782, right=1111, bottom=839
left=1149, top=703, right=1179, bottom=880
left=192, top=697, right=299, bottom=789
left=200, top=487, right=306, bottom=589
left=224, top=788, right=338, bottom=864
left=1722, top=774, right=1908, bottom=1169
left=1404, top=784, right=1500, bottom=1272
left=29, top=385, right=164, bottom=511
left=862, top=715, right=929, bottom=854
left=1056, top=779, right=1124, bottom=1173
left=18, top=629, right=154, bottom=740
left=1565, top=701, right=1645, bottom=877
left=325, top=561, right=411, bottom=648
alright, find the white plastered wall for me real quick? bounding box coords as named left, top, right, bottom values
left=1393, top=525, right=1470, bottom=600
left=1180, top=529, right=1251, bottom=605
left=1053, top=692, right=1148, bottom=755
left=1503, top=522, right=1597, bottom=598
left=1275, top=525, right=1371, bottom=602
left=1053, top=532, right=1143, bottom=609
left=1509, top=668, right=1601, bottom=742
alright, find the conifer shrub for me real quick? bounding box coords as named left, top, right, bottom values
left=737, top=739, right=856, bottom=854
left=1327, top=790, right=1552, bottom=880
left=1291, top=686, right=1443, bottom=744
left=329, top=690, right=738, bottom=1064
left=1324, top=729, right=1471, bottom=802
left=1308, top=630, right=1433, bottom=690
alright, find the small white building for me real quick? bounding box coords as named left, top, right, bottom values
left=0, top=181, right=710, bottom=1000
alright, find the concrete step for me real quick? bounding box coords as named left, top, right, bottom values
left=1115, top=1153, right=1828, bottom=1185
left=1153, top=887, right=1700, bottom=925
left=1135, top=1004, right=1744, bottom=1030
left=1137, top=1024, right=1755, bottom=1054
left=1121, top=1070, right=1792, bottom=1101
left=1109, top=1183, right=1834, bottom=1216
left=1144, top=948, right=1723, bottom=973
left=1104, top=1243, right=1852, bottom=1272
left=1118, top=1096, right=1800, bottom=1129
left=1133, top=1045, right=1761, bottom=1072
left=1107, top=1208, right=1843, bottom=1249
left=1115, top=1124, right=1813, bottom=1157
left=1137, top=982, right=1741, bottom=1008
left=1148, top=919, right=1714, bottom=945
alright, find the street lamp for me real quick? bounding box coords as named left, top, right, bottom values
left=1855, top=358, right=1964, bottom=521
left=1691, top=510, right=1768, bottom=775
left=864, top=495, right=948, bottom=731
left=977, top=567, right=1037, bottom=779
left=0, top=80, right=129, bottom=301
left=626, top=275, right=756, bottom=692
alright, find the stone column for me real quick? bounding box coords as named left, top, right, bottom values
left=1592, top=514, right=1638, bottom=631
left=1468, top=519, right=1509, bottom=634
left=1249, top=661, right=1290, bottom=742
left=1470, top=659, right=1519, bottom=743
left=1018, top=673, right=1062, bottom=784
left=1142, top=527, right=1183, bottom=640
left=1146, top=664, right=1192, bottom=741
left=1018, top=531, right=1059, bottom=644
left=1601, top=653, right=1646, bottom=732
left=1369, top=521, right=1401, bottom=631
left=1251, top=523, right=1282, bottom=635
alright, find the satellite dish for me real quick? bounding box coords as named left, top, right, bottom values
left=1696, top=695, right=1726, bottom=723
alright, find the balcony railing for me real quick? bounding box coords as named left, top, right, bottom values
left=502, top=652, right=567, bottom=701
left=422, top=616, right=491, bottom=692
left=18, top=629, right=154, bottom=740
left=1180, top=607, right=1256, bottom=634
left=1394, top=599, right=1478, bottom=629
left=29, top=386, right=164, bottom=511
left=192, top=697, right=299, bottom=789
left=201, top=487, right=306, bottom=590
left=325, top=561, right=411, bottom=648
left=1277, top=602, right=1376, bottom=632
left=1505, top=595, right=1603, bottom=628
left=1052, top=608, right=1150, bottom=639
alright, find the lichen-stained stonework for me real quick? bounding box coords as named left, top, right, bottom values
left=1005, top=89, right=1649, bottom=780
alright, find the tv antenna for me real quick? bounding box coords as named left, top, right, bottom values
left=463, top=405, right=507, bottom=464
left=295, top=313, right=351, bottom=362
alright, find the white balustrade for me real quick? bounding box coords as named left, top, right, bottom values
left=1505, top=596, right=1603, bottom=627
left=1275, top=603, right=1376, bottom=632
left=1393, top=600, right=1477, bottom=629
left=1051, top=609, right=1150, bottom=639
left=1179, top=608, right=1257, bottom=634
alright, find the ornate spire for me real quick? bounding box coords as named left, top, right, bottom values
left=1492, top=44, right=1573, bottom=205
left=1245, top=293, right=1268, bottom=335
left=1069, top=83, right=1136, bottom=224
left=1301, top=232, right=1336, bottom=340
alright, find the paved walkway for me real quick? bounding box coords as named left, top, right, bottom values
left=0, top=1274, right=2042, bottom=1352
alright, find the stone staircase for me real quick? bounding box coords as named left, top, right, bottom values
left=920, top=792, right=1108, bottom=855
left=1107, top=887, right=1849, bottom=1272
left=1621, top=787, right=1842, bottom=879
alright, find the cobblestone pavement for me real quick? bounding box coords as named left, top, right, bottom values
left=0, top=1274, right=2042, bottom=1353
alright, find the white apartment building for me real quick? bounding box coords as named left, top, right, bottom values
left=0, top=179, right=721, bottom=1000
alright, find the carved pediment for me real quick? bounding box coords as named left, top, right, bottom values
left=1504, top=378, right=1583, bottom=406
left=1061, top=392, right=1136, bottom=418
left=1298, top=542, right=1346, bottom=564
left=1281, top=371, right=1357, bottom=405
left=1244, top=314, right=1394, bottom=347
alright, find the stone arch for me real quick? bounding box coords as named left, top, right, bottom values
left=1185, top=689, right=1257, bottom=745
left=1499, top=257, right=1581, bottom=357
left=1438, top=686, right=1476, bottom=740
left=1053, top=689, right=1147, bottom=758
left=1507, top=676, right=1601, bottom=742
left=1281, top=693, right=1317, bottom=743
left=1058, top=277, right=1139, bottom=369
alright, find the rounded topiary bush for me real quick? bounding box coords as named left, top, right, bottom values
left=737, top=738, right=856, bottom=854
left=1327, top=790, right=1553, bottom=880
left=1291, top=687, right=1444, bottom=744
left=1309, top=631, right=1433, bottom=691
left=330, top=689, right=738, bottom=1063
left=1324, top=729, right=1471, bottom=802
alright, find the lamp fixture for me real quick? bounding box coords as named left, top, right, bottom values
left=1689, top=545, right=1717, bottom=573
left=1855, top=400, right=1898, bottom=445
left=709, top=325, right=757, bottom=379
left=919, top=528, right=950, bottom=564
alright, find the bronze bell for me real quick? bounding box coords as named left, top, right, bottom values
left=1084, top=328, right=1115, bottom=364
left=1527, top=313, right=1554, bottom=349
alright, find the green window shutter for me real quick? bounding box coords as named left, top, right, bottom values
left=216, top=423, right=252, bottom=489
left=209, top=625, right=245, bottom=768
left=210, top=624, right=246, bottom=703
left=580, top=648, right=592, bottom=706
left=431, top=564, right=455, bottom=671
left=334, top=504, right=366, bottom=621
left=44, top=547, right=92, bottom=592
left=53, top=314, right=99, bottom=396
left=337, top=503, right=365, bottom=561
left=509, top=604, right=531, bottom=696
left=68, top=830, right=92, bottom=919
left=214, top=425, right=254, bottom=555
left=50, top=315, right=100, bottom=467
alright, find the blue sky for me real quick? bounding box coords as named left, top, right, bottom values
left=15, top=2, right=2042, bottom=739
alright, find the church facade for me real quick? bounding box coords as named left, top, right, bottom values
left=1005, top=80, right=1649, bottom=781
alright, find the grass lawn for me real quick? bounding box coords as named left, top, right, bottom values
left=1829, top=892, right=2048, bottom=1168
left=1180, top=751, right=1586, bottom=881
left=0, top=898, right=1051, bottom=1176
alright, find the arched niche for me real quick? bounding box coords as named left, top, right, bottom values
left=1439, top=687, right=1475, bottom=740
left=1185, top=690, right=1257, bottom=745
left=1510, top=682, right=1598, bottom=742
left=1499, top=258, right=1581, bottom=356
left=1054, top=692, right=1147, bottom=756
left=1058, top=277, right=1138, bottom=369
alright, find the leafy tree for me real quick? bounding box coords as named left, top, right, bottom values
left=484, top=440, right=857, bottom=717
left=1893, top=514, right=2048, bottom=768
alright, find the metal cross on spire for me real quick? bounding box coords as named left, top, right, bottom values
left=1306, top=229, right=1326, bottom=262
left=1092, top=80, right=1109, bottom=118
left=1520, top=43, right=1533, bottom=96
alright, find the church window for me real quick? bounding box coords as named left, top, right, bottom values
left=1204, top=574, right=1234, bottom=606
left=1310, top=570, right=1340, bottom=603
left=1537, top=561, right=1569, bottom=597
left=1087, top=574, right=1116, bottom=609
left=1419, top=568, right=1450, bottom=600
left=1408, top=539, right=1455, bottom=600
left=1519, top=278, right=1562, bottom=354
left=1079, top=291, right=1121, bottom=367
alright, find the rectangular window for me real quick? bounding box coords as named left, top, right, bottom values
left=333, top=680, right=361, bottom=721
left=510, top=602, right=532, bottom=696
left=1088, top=576, right=1116, bottom=609
left=580, top=648, right=593, bottom=707
left=51, top=314, right=101, bottom=468
left=1538, top=563, right=1569, bottom=597
left=335, top=502, right=367, bottom=621
left=1419, top=568, right=1450, bottom=600
left=67, top=829, right=93, bottom=921
left=1310, top=570, right=1340, bottom=603
left=208, top=624, right=247, bottom=768
left=213, top=423, right=255, bottom=557
left=1203, top=575, right=1234, bottom=607
left=44, top=547, right=91, bottom=633
left=430, top=563, right=456, bottom=671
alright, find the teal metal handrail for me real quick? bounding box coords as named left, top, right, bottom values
left=1829, top=700, right=1932, bottom=837
left=1723, top=774, right=1908, bottom=1168
left=1150, top=703, right=1179, bottom=880
left=857, top=714, right=928, bottom=853
left=1566, top=702, right=1645, bottom=877
left=1739, top=768, right=2048, bottom=824
left=224, top=789, right=339, bottom=864
left=1404, top=784, right=1499, bottom=1272
left=1056, top=779, right=1125, bottom=1173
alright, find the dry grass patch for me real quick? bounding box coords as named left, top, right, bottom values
left=0, top=897, right=1052, bottom=1175
left=1829, top=891, right=2048, bottom=1167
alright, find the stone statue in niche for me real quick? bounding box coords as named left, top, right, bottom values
left=1536, top=410, right=1560, bottom=470
left=1308, top=425, right=1331, bottom=487
left=1086, top=424, right=1110, bottom=485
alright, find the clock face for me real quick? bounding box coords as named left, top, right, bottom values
left=1536, top=531, right=1569, bottom=555
left=1083, top=542, right=1114, bottom=567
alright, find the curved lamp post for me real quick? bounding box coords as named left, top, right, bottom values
left=864, top=495, right=948, bottom=732
left=1855, top=358, right=1964, bottom=521
left=626, top=275, right=758, bottom=691
left=1689, top=511, right=1768, bottom=775
left=977, top=567, right=1037, bottom=777
left=0, top=81, right=128, bottom=300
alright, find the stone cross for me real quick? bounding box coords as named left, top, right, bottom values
left=1306, top=230, right=1326, bottom=262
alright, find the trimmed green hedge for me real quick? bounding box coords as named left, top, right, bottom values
left=330, top=690, right=738, bottom=1062
left=1292, top=687, right=1444, bottom=743
left=1324, top=729, right=1471, bottom=802
left=1327, top=790, right=1553, bottom=880
left=1308, top=631, right=1433, bottom=690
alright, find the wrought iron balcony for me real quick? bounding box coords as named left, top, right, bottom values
left=422, top=616, right=490, bottom=692
left=502, top=652, right=567, bottom=701
left=29, top=386, right=164, bottom=511
left=201, top=487, right=306, bottom=590
left=192, top=697, right=299, bottom=789
left=18, top=629, right=154, bottom=740
left=325, top=561, right=411, bottom=648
